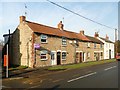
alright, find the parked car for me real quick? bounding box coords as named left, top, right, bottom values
left=116, top=53, right=120, bottom=61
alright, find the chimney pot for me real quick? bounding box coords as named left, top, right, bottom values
left=94, top=32, right=99, bottom=37
left=20, top=16, right=26, bottom=23
left=80, top=30, right=84, bottom=35
left=106, top=34, right=109, bottom=40
left=57, top=21, right=64, bottom=30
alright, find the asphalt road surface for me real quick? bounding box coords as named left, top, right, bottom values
left=2, top=61, right=118, bottom=89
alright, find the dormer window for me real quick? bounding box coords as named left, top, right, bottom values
left=62, top=37, right=67, bottom=46
left=41, top=34, right=47, bottom=43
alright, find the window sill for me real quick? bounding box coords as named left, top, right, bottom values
left=62, top=45, right=67, bottom=47
left=41, top=58, right=48, bottom=61
left=62, top=59, right=66, bottom=61
left=41, top=42, right=48, bottom=44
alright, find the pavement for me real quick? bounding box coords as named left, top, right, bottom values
left=2, top=61, right=119, bottom=89
left=2, top=66, right=50, bottom=79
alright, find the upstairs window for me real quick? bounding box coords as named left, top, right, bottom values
left=40, top=50, right=48, bottom=60
left=74, top=40, right=79, bottom=47
left=62, top=52, right=67, bottom=60
left=100, top=44, right=103, bottom=48
left=41, top=34, right=47, bottom=43
left=87, top=43, right=90, bottom=48
left=62, top=37, right=67, bottom=46
left=94, top=43, right=96, bottom=49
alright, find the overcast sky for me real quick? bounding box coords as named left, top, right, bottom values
left=0, top=0, right=119, bottom=41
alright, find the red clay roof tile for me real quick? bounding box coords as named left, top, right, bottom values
left=26, top=21, right=91, bottom=42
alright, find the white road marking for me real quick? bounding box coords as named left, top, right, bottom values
left=67, top=72, right=97, bottom=83
left=104, top=66, right=117, bottom=71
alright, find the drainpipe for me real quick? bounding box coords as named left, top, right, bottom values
left=27, top=41, right=29, bottom=67
left=33, top=48, right=36, bottom=68
left=74, top=44, right=76, bottom=63
left=31, top=32, right=35, bottom=68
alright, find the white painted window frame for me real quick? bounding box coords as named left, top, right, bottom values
left=40, top=50, right=48, bottom=60
left=62, top=51, right=67, bottom=60
left=62, top=37, right=67, bottom=46
left=40, top=34, right=48, bottom=43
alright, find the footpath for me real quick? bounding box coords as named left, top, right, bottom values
left=2, top=66, right=50, bottom=79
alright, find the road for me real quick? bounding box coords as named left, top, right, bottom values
left=2, top=61, right=118, bottom=89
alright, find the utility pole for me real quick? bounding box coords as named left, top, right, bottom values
left=6, top=44, right=8, bottom=78
left=24, top=3, right=27, bottom=17
left=115, top=29, right=117, bottom=42
left=115, top=29, right=118, bottom=58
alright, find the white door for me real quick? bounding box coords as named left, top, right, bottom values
left=83, top=53, right=86, bottom=62
left=51, top=51, right=56, bottom=65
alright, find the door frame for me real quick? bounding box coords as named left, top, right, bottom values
left=83, top=52, right=86, bottom=62
left=76, top=51, right=83, bottom=63
left=57, top=51, right=61, bottom=65
left=109, top=49, right=111, bottom=59
left=51, top=51, right=56, bottom=65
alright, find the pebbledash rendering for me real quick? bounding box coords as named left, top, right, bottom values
left=3, top=16, right=115, bottom=68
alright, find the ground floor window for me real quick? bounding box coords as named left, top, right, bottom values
left=40, top=50, right=48, bottom=60
left=62, top=52, right=67, bottom=60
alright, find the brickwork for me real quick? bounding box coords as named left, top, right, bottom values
left=34, top=34, right=75, bottom=67
left=6, top=16, right=104, bottom=68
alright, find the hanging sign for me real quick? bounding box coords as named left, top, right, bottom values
left=34, top=44, right=40, bottom=49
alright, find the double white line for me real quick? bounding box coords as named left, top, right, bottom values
left=67, top=72, right=97, bottom=83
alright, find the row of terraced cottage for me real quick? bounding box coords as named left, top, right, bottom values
left=3, top=16, right=115, bottom=68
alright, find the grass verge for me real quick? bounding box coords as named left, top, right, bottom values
left=47, top=59, right=116, bottom=71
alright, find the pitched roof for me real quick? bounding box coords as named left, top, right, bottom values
left=26, top=21, right=91, bottom=42
left=86, top=35, right=103, bottom=44
left=100, top=37, right=114, bottom=43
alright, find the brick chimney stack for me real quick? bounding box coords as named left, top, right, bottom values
left=106, top=34, right=109, bottom=40
left=58, top=21, right=64, bottom=30
left=80, top=30, right=84, bottom=35
left=20, top=16, right=26, bottom=23
left=94, top=32, right=99, bottom=37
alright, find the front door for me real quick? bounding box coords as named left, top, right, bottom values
left=57, top=52, right=61, bottom=65
left=109, top=49, right=111, bottom=59
left=76, top=52, right=79, bottom=63
left=51, top=52, right=56, bottom=65
left=80, top=52, right=82, bottom=63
